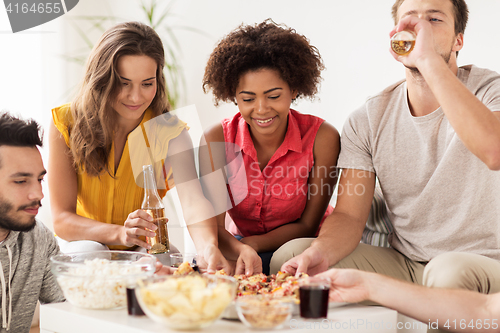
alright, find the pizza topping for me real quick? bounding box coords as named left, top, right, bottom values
left=175, top=267, right=307, bottom=301
left=217, top=270, right=308, bottom=300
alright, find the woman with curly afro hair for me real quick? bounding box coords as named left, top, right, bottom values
left=200, top=20, right=340, bottom=275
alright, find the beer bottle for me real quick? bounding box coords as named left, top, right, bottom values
left=141, top=164, right=169, bottom=254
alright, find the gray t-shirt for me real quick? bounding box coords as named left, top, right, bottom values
left=338, top=65, right=500, bottom=262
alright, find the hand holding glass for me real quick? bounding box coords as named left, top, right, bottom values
left=299, top=276, right=331, bottom=319
left=391, top=31, right=416, bottom=56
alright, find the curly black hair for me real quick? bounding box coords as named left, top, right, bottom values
left=203, top=19, right=324, bottom=105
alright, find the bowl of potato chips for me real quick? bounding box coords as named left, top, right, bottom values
left=136, top=274, right=237, bottom=330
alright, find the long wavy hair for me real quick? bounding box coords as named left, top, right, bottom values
left=70, top=21, right=170, bottom=176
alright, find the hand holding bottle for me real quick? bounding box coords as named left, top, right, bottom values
left=120, top=209, right=158, bottom=248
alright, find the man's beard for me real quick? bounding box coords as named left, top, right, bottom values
left=0, top=199, right=40, bottom=232
left=406, top=48, right=453, bottom=76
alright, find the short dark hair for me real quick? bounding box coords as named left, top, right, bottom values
left=391, top=0, right=469, bottom=35
left=0, top=112, right=43, bottom=148
left=203, top=19, right=324, bottom=105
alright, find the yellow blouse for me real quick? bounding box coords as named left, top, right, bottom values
left=52, top=104, right=187, bottom=250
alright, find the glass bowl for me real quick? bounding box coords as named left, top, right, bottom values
left=136, top=274, right=237, bottom=330
left=236, top=295, right=293, bottom=330
left=51, top=251, right=156, bottom=309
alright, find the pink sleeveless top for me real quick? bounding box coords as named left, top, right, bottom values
left=222, top=109, right=334, bottom=237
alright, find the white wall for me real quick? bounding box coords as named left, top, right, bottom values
left=168, top=0, right=500, bottom=130
left=1, top=0, right=500, bottom=246
left=0, top=10, right=67, bottom=230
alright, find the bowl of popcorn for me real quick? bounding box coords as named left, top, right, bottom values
left=136, top=274, right=237, bottom=330
left=51, top=251, right=156, bottom=309
left=236, top=295, right=293, bottom=330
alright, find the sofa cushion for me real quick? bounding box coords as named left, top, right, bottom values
left=362, top=186, right=393, bottom=247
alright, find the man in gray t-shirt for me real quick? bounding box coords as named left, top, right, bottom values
left=278, top=0, right=500, bottom=301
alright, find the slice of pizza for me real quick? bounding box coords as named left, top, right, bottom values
left=173, top=261, right=195, bottom=275
left=216, top=269, right=309, bottom=300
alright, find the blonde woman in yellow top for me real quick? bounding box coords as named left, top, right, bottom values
left=49, top=22, right=229, bottom=272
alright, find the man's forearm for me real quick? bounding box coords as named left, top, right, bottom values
left=369, top=273, right=498, bottom=332
left=418, top=55, right=500, bottom=169
left=310, top=211, right=365, bottom=267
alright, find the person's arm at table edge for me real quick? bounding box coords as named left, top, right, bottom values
left=168, top=130, right=219, bottom=251
left=308, top=169, right=376, bottom=267
left=167, top=129, right=233, bottom=272
left=197, top=124, right=244, bottom=260
left=367, top=272, right=500, bottom=332
left=198, top=124, right=261, bottom=274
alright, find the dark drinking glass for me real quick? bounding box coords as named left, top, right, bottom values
left=299, top=278, right=330, bottom=319
left=126, top=287, right=145, bottom=316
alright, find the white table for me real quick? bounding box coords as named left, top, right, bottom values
left=40, top=302, right=398, bottom=333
